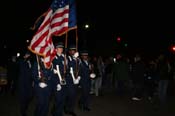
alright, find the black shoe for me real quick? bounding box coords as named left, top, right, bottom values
left=21, top=113, right=27, bottom=116
left=83, top=107, right=91, bottom=111
left=64, top=110, right=68, bottom=114
left=64, top=107, right=69, bottom=114
left=69, top=111, right=77, bottom=116
left=78, top=103, right=83, bottom=110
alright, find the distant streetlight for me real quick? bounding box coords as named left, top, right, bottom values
left=17, top=52, right=20, bottom=57
left=172, top=45, right=175, bottom=51
left=85, top=24, right=89, bottom=29
left=124, top=43, right=128, bottom=47
left=26, top=39, right=29, bottom=43
left=116, top=37, right=121, bottom=42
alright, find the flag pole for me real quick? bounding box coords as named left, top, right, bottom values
left=76, top=28, right=78, bottom=51
left=36, top=55, right=41, bottom=78
left=75, top=28, right=79, bottom=78
left=36, top=55, right=45, bottom=82
left=63, top=32, right=68, bottom=78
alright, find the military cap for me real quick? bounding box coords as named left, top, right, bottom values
left=68, top=44, right=76, bottom=50
left=55, top=42, right=64, bottom=48
left=80, top=50, right=88, bottom=56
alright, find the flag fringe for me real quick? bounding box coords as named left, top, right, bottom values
left=54, top=25, right=77, bottom=36
left=28, top=46, right=45, bottom=57
left=30, top=11, right=48, bottom=30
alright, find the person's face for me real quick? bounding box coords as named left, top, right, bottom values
left=56, top=47, right=63, bottom=54
left=24, top=54, right=30, bottom=59
left=69, top=49, right=76, bottom=55
left=12, top=56, right=16, bottom=62
left=81, top=55, right=88, bottom=60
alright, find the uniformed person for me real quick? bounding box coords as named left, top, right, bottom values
left=51, top=42, right=67, bottom=116
left=32, top=55, right=53, bottom=116
left=64, top=44, right=80, bottom=116
left=78, top=50, right=91, bottom=111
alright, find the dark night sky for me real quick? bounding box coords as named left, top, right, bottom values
left=1, top=0, right=175, bottom=58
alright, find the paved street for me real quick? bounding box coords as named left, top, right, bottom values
left=0, top=89, right=175, bottom=116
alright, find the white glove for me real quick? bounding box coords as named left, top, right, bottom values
left=73, top=79, right=79, bottom=84
left=74, top=52, right=79, bottom=58
left=39, top=82, right=47, bottom=88
left=53, top=69, right=57, bottom=74
left=90, top=73, right=96, bottom=79
left=56, top=84, right=61, bottom=91
left=77, top=76, right=81, bottom=81
left=73, top=76, right=81, bottom=84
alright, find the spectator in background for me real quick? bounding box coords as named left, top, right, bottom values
left=7, top=55, right=19, bottom=95
left=131, top=54, right=145, bottom=101
left=18, top=51, right=34, bottom=116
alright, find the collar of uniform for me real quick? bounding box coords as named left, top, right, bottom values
left=56, top=53, right=64, bottom=57
left=57, top=53, right=62, bottom=56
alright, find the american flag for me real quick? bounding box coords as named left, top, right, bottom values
left=28, top=0, right=77, bottom=68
